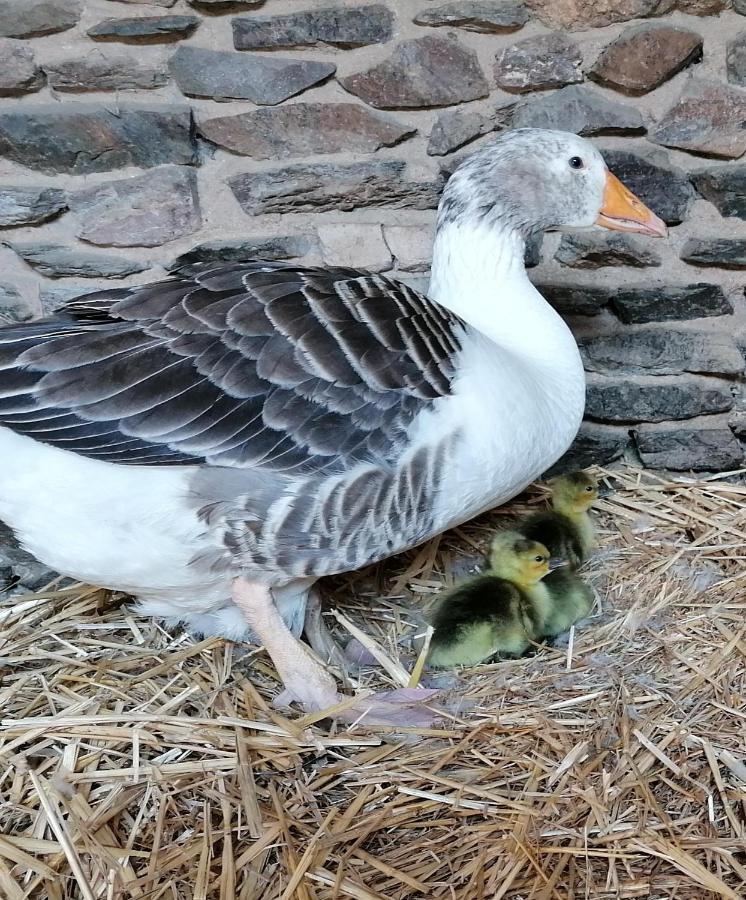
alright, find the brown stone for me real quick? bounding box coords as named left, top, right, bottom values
left=44, top=54, right=168, bottom=92
left=0, top=39, right=44, bottom=96
left=676, top=0, right=727, bottom=11
left=199, top=104, right=414, bottom=159
left=339, top=35, right=488, bottom=109
left=522, top=0, right=671, bottom=30
left=228, top=160, right=444, bottom=215
left=0, top=104, right=196, bottom=175
left=650, top=80, right=746, bottom=159
left=69, top=166, right=201, bottom=248
left=590, top=24, right=703, bottom=95
left=493, top=32, right=582, bottom=93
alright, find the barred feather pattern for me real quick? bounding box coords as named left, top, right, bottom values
left=0, top=262, right=465, bottom=579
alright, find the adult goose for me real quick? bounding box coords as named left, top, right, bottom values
left=0, top=130, right=665, bottom=722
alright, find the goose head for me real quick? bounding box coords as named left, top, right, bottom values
left=489, top=531, right=563, bottom=588
left=437, top=128, right=667, bottom=240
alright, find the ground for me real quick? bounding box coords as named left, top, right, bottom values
left=0, top=466, right=744, bottom=899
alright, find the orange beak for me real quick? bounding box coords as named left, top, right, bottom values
left=596, top=171, right=668, bottom=238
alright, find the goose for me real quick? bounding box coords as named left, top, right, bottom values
left=427, top=531, right=560, bottom=667
left=536, top=567, right=594, bottom=641
left=517, top=470, right=600, bottom=570
left=0, top=129, right=666, bottom=723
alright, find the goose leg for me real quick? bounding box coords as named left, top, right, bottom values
left=232, top=578, right=340, bottom=712
left=303, top=587, right=349, bottom=672
left=232, top=577, right=440, bottom=726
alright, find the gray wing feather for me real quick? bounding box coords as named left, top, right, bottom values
left=0, top=263, right=463, bottom=472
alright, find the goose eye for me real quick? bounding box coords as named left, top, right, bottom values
left=534, top=555, right=544, bottom=563
left=569, top=156, right=584, bottom=170
left=585, top=485, right=594, bottom=492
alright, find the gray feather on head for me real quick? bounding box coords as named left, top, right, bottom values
left=437, top=128, right=608, bottom=237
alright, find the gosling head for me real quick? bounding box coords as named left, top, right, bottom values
left=489, top=531, right=564, bottom=588
left=549, top=471, right=599, bottom=516
left=438, top=128, right=667, bottom=240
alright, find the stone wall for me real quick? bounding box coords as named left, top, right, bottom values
left=0, top=0, right=745, bottom=472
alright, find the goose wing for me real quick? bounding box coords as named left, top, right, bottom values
left=0, top=263, right=463, bottom=472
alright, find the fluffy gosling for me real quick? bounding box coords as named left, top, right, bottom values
left=427, top=532, right=562, bottom=667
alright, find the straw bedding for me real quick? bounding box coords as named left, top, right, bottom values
left=0, top=466, right=744, bottom=899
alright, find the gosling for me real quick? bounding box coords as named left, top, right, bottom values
left=427, top=532, right=562, bottom=667
left=518, top=471, right=599, bottom=570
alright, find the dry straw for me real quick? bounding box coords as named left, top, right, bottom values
left=0, top=466, right=744, bottom=898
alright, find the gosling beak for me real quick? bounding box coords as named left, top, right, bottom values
left=597, top=484, right=613, bottom=499
left=596, top=171, right=668, bottom=238
left=548, top=557, right=568, bottom=571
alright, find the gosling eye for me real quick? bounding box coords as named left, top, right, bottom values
left=585, top=485, right=594, bottom=492
left=534, top=555, right=544, bottom=563
left=569, top=156, right=584, bottom=170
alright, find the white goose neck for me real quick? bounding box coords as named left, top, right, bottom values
left=428, top=221, right=577, bottom=367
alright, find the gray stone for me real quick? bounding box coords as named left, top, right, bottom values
left=199, top=104, right=414, bottom=159
left=6, top=243, right=149, bottom=279
left=232, top=5, right=393, bottom=50
left=0, top=104, right=196, bottom=175
left=229, top=160, right=444, bottom=215
left=603, top=149, right=695, bottom=225
left=545, top=424, right=629, bottom=476
left=319, top=223, right=391, bottom=272
left=586, top=375, right=733, bottom=423
left=0, top=40, right=44, bottom=96
left=580, top=330, right=744, bottom=376
left=88, top=15, right=199, bottom=42
left=535, top=283, right=611, bottom=316
left=383, top=225, right=433, bottom=272
left=0, top=282, right=32, bottom=322
left=590, top=24, right=702, bottom=95
left=555, top=233, right=661, bottom=268
left=524, top=233, right=542, bottom=268
left=649, top=80, right=746, bottom=159
left=610, top=283, right=733, bottom=324
left=0, top=185, right=67, bottom=227
left=427, top=108, right=493, bottom=156
left=44, top=54, right=169, bottom=92
left=509, top=85, right=644, bottom=135
left=190, top=0, right=261, bottom=8
left=169, top=235, right=316, bottom=271
left=680, top=238, right=746, bottom=269
left=413, top=1, right=529, bottom=32
left=691, top=166, right=746, bottom=219
left=493, top=32, right=582, bottom=92
left=728, top=33, right=746, bottom=87
left=0, top=0, right=81, bottom=38
left=107, top=0, right=177, bottom=5
left=634, top=423, right=743, bottom=471
left=169, top=46, right=335, bottom=105
left=40, top=284, right=101, bottom=313
left=69, top=166, right=201, bottom=248
left=340, top=35, right=488, bottom=109
left=729, top=412, right=746, bottom=439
